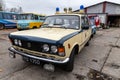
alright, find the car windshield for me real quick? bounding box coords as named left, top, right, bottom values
left=41, top=15, right=80, bottom=29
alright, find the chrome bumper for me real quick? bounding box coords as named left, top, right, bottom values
left=8, top=47, right=69, bottom=64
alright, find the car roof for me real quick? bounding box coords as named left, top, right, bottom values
left=50, top=13, right=86, bottom=17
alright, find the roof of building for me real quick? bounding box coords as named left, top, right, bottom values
left=86, top=1, right=120, bottom=8
left=74, top=1, right=120, bottom=12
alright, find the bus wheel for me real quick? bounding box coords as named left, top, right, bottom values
left=33, top=26, right=37, bottom=29
left=0, top=24, right=4, bottom=30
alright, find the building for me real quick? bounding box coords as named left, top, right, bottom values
left=74, top=1, right=120, bottom=27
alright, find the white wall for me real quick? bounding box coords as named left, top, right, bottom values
left=87, top=3, right=103, bottom=13
left=106, top=3, right=120, bottom=14
left=98, top=14, right=107, bottom=24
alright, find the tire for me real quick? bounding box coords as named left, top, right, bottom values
left=85, top=41, right=89, bottom=46
left=91, top=34, right=94, bottom=38
left=33, top=26, right=37, bottom=29
left=63, top=48, right=75, bottom=72
left=18, top=29, right=22, bottom=31
left=0, top=24, right=4, bottom=30
left=94, top=31, right=96, bottom=34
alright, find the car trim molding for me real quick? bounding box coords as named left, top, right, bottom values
left=8, top=30, right=83, bottom=45
left=8, top=47, right=69, bottom=64
left=57, top=30, right=83, bottom=44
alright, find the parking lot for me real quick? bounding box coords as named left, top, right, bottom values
left=0, top=28, right=120, bottom=80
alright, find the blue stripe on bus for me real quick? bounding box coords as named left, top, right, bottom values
left=0, top=19, right=16, bottom=28
left=0, top=19, right=16, bottom=24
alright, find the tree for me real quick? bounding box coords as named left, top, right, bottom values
left=18, top=7, right=23, bottom=13
left=10, top=8, right=17, bottom=12
left=9, top=7, right=23, bottom=13
left=0, top=0, right=5, bottom=11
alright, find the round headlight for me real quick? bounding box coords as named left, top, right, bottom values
left=51, top=45, right=58, bottom=53
left=18, top=40, right=22, bottom=46
left=14, top=39, right=18, bottom=45
left=43, top=44, right=49, bottom=52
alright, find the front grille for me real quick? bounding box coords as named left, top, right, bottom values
left=12, top=39, right=59, bottom=56
left=20, top=40, right=42, bottom=52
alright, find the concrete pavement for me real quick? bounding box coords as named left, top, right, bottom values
left=0, top=28, right=120, bottom=80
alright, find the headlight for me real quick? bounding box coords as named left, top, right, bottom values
left=18, top=40, right=22, bottom=46
left=43, top=44, right=49, bottom=52
left=14, top=39, right=18, bottom=45
left=51, top=45, right=58, bottom=53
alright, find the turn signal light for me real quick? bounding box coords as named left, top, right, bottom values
left=58, top=47, right=65, bottom=53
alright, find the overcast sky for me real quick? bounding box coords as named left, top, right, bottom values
left=4, top=0, right=120, bottom=15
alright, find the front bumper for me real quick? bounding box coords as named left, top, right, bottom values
left=8, top=47, right=69, bottom=64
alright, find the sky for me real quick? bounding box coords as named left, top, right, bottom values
left=4, top=0, right=120, bottom=15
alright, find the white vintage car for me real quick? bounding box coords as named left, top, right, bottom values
left=8, top=14, right=92, bottom=72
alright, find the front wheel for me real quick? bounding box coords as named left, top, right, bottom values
left=63, top=48, right=75, bottom=72
left=0, top=24, right=4, bottom=30
left=18, top=29, right=22, bottom=31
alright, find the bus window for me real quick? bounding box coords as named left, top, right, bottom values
left=40, top=16, right=45, bottom=21
left=31, top=14, right=34, bottom=20
left=3, top=13, right=13, bottom=19
left=22, top=14, right=32, bottom=20
left=15, top=14, right=20, bottom=20
left=34, top=15, right=38, bottom=20
left=12, top=15, right=16, bottom=20
left=22, top=15, right=27, bottom=19
left=0, top=13, right=3, bottom=19
left=24, top=15, right=27, bottom=19
left=27, top=15, right=31, bottom=20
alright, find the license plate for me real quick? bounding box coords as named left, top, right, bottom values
left=23, top=56, right=40, bottom=65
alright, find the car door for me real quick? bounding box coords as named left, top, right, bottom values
left=81, top=15, right=91, bottom=44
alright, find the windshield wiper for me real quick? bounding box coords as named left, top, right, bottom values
left=61, top=25, right=67, bottom=29
left=53, top=23, right=63, bottom=25
left=41, top=24, right=53, bottom=28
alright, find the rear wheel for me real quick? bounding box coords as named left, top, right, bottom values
left=0, top=24, right=4, bottom=30
left=63, top=48, right=75, bottom=72
left=85, top=41, right=90, bottom=46
left=33, top=26, right=37, bottom=29
left=18, top=29, right=22, bottom=31
left=91, top=34, right=94, bottom=38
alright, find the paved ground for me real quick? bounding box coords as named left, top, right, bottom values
left=0, top=28, right=120, bottom=80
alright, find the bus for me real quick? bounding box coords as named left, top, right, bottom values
left=17, top=13, right=45, bottom=30
left=0, top=11, right=20, bottom=29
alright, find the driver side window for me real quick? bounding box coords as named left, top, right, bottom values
left=81, top=16, right=89, bottom=26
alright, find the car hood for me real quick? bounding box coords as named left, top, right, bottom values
left=10, top=28, right=79, bottom=41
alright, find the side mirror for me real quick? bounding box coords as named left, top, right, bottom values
left=82, top=25, right=89, bottom=30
